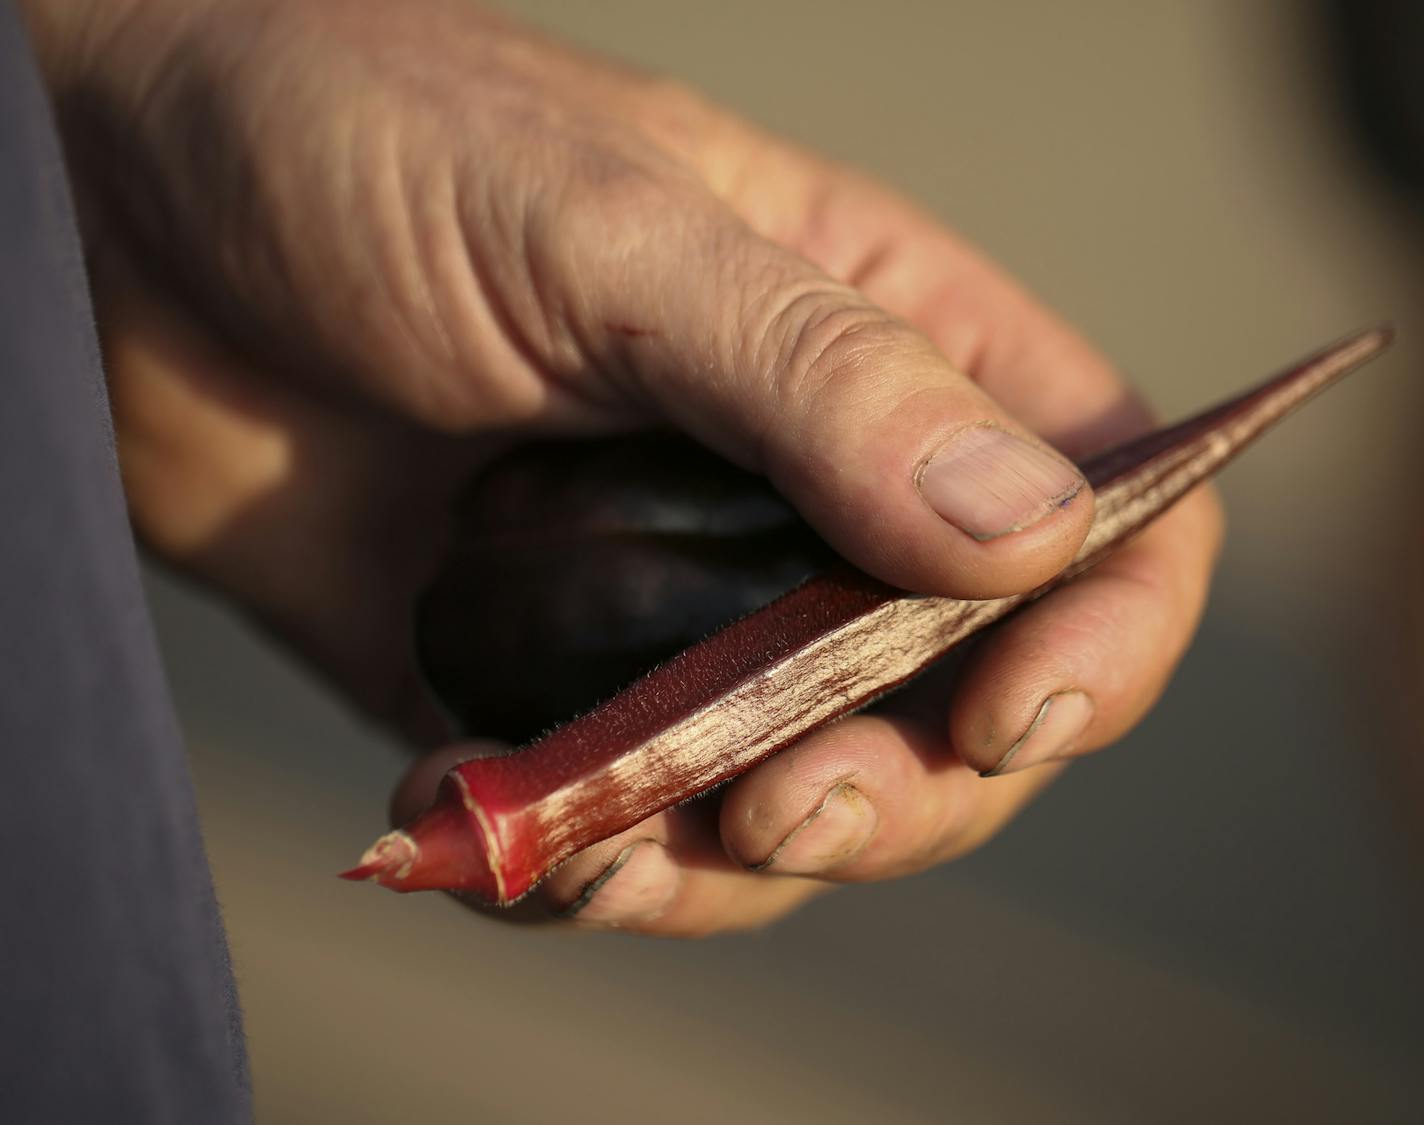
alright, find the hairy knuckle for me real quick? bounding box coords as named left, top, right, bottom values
left=517, top=145, right=718, bottom=385
left=762, top=287, right=903, bottom=430
left=551, top=146, right=709, bottom=244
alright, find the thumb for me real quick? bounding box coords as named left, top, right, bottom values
left=555, top=182, right=1092, bottom=599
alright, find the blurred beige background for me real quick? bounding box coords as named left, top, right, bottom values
left=146, top=1, right=1423, bottom=1121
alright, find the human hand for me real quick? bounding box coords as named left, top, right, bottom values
left=27, top=0, right=1222, bottom=933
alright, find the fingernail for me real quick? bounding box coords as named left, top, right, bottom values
left=919, top=425, right=1085, bottom=540
left=563, top=840, right=679, bottom=927
left=757, top=783, right=877, bottom=875
left=984, top=690, right=1095, bottom=777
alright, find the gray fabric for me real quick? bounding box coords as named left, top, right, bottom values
left=0, top=3, right=251, bottom=1121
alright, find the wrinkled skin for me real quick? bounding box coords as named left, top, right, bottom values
left=23, top=0, right=1221, bottom=935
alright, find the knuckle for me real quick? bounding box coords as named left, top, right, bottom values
left=756, top=283, right=909, bottom=440
left=551, top=145, right=712, bottom=246
left=499, top=143, right=721, bottom=401
left=535, top=144, right=716, bottom=307
left=780, top=294, right=903, bottom=403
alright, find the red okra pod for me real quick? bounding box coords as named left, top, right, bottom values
left=343, top=327, right=1391, bottom=905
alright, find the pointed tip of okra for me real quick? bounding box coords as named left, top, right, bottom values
left=339, top=830, right=420, bottom=887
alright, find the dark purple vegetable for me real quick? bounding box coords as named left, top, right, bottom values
left=416, top=434, right=835, bottom=743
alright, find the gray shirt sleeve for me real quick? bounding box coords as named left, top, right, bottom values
left=0, top=3, right=251, bottom=1121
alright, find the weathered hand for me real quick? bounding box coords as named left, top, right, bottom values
left=27, top=0, right=1221, bottom=934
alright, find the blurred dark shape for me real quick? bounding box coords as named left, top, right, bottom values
left=1327, top=0, right=1424, bottom=210
left=417, top=434, right=835, bottom=743
left=1327, top=0, right=1424, bottom=845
